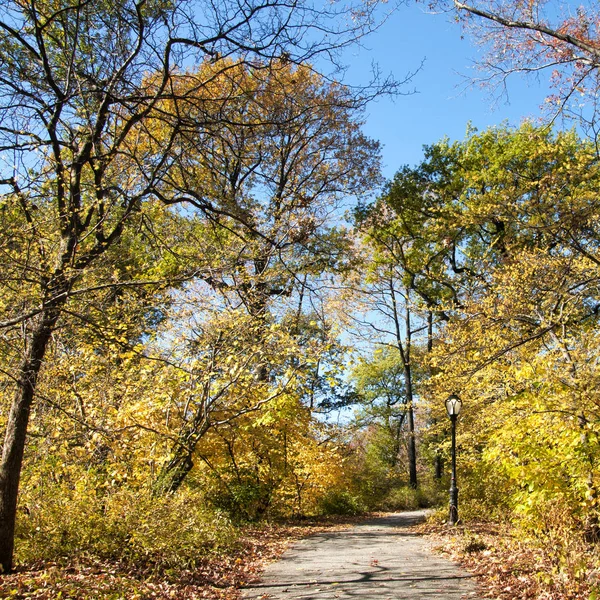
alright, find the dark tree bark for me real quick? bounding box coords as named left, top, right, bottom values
left=405, top=365, right=418, bottom=489
left=389, top=277, right=418, bottom=489
left=155, top=452, right=196, bottom=495
left=0, top=309, right=60, bottom=571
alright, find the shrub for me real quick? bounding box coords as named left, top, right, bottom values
left=16, top=477, right=237, bottom=571
left=378, top=483, right=443, bottom=511
left=318, top=490, right=365, bottom=516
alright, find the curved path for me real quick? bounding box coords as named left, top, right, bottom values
left=242, top=511, right=484, bottom=599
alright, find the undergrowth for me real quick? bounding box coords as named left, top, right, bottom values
left=418, top=511, right=600, bottom=600
left=16, top=482, right=237, bottom=573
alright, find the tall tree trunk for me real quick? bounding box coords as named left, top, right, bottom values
left=427, top=310, right=443, bottom=480
left=389, top=277, right=418, bottom=489
left=402, top=288, right=417, bottom=489
left=405, top=364, right=418, bottom=489
left=0, top=309, right=59, bottom=572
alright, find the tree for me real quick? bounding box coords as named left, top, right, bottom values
left=384, top=123, right=600, bottom=541
left=144, top=59, right=381, bottom=311
left=195, top=384, right=350, bottom=519
left=446, top=0, right=600, bottom=129
left=376, top=122, right=600, bottom=378
left=353, top=268, right=421, bottom=488
left=352, top=349, right=411, bottom=471
left=0, top=0, right=391, bottom=573
left=351, top=163, right=464, bottom=487
left=150, top=302, right=346, bottom=495
left=136, top=59, right=382, bottom=492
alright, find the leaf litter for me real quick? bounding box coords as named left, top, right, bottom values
left=0, top=517, right=362, bottom=599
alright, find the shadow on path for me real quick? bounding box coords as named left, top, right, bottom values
left=242, top=511, right=484, bottom=600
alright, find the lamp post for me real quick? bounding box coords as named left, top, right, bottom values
left=445, top=394, right=462, bottom=525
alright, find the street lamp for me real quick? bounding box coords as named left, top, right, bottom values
left=445, top=394, right=462, bottom=525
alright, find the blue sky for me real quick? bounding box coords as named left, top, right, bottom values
left=344, top=3, right=553, bottom=177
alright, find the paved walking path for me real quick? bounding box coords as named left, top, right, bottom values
left=243, top=511, right=484, bottom=599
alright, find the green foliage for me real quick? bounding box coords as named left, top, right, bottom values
left=318, top=491, right=365, bottom=516
left=352, top=349, right=407, bottom=425
left=374, top=123, right=600, bottom=547
left=378, top=482, right=443, bottom=512
left=213, top=479, right=275, bottom=521
left=347, top=429, right=403, bottom=509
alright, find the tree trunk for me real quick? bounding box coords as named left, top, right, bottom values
left=435, top=452, right=443, bottom=480
left=154, top=417, right=212, bottom=495
left=427, top=310, right=443, bottom=481
left=405, top=369, right=418, bottom=489
left=155, top=451, right=195, bottom=495
left=389, top=278, right=418, bottom=489
left=403, top=292, right=418, bottom=489
left=0, top=310, right=58, bottom=572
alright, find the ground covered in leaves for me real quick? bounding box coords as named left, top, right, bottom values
left=0, top=518, right=361, bottom=599
left=415, top=518, right=600, bottom=600
left=6, top=513, right=599, bottom=599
